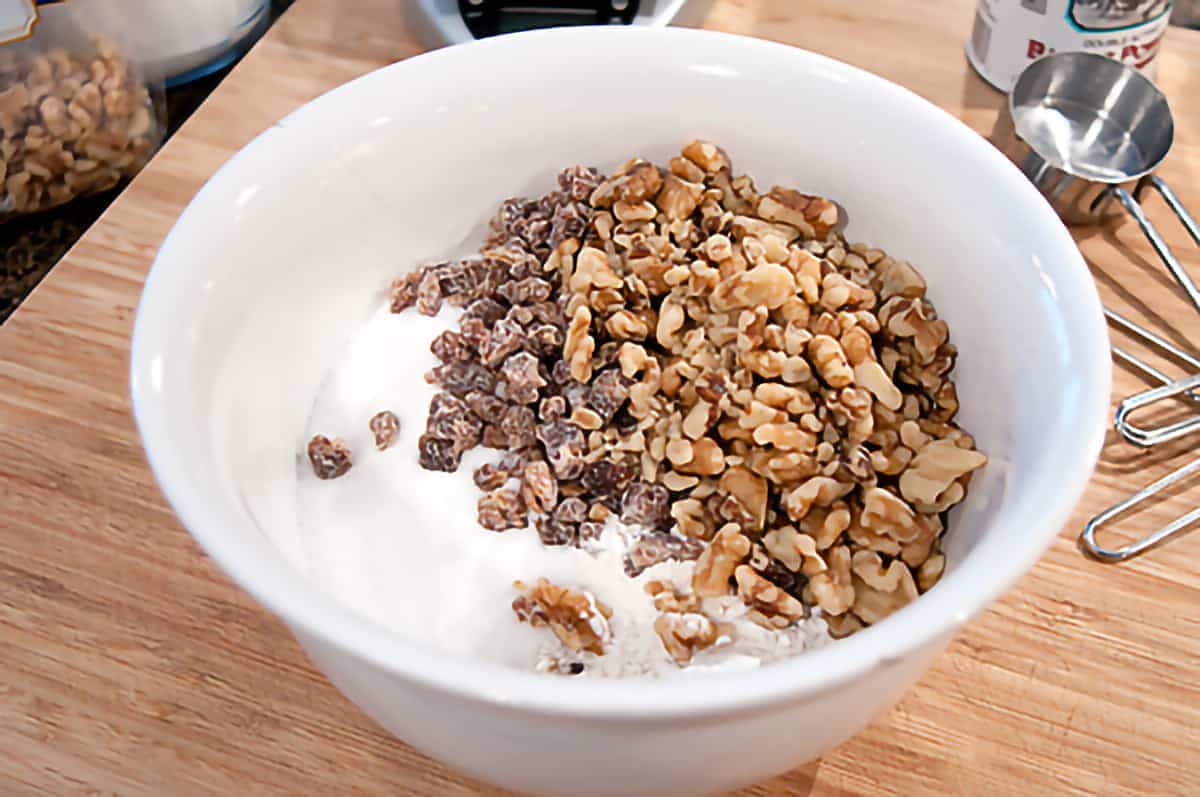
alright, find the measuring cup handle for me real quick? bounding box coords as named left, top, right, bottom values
left=1104, top=184, right=1200, bottom=315
left=1135, top=175, right=1200, bottom=248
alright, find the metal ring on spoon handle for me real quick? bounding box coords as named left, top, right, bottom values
left=1080, top=456, right=1200, bottom=562
left=1114, top=372, right=1200, bottom=448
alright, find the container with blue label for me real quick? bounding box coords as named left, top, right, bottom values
left=967, top=0, right=1173, bottom=91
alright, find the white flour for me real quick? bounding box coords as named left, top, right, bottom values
left=295, top=303, right=830, bottom=677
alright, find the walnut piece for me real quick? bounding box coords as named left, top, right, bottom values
left=654, top=612, right=724, bottom=665
left=734, top=565, right=806, bottom=628
left=807, top=544, right=855, bottom=616
left=898, top=438, right=988, bottom=505
left=692, top=524, right=751, bottom=597
left=513, top=579, right=612, bottom=655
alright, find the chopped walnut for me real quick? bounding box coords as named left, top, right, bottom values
left=718, top=466, right=768, bottom=532
left=644, top=579, right=701, bottom=613
left=734, top=565, right=806, bottom=629
left=692, top=524, right=751, bottom=597
left=654, top=612, right=724, bottom=665
left=763, top=526, right=825, bottom=576
left=513, top=579, right=612, bottom=655
left=898, top=438, right=988, bottom=505
left=386, top=143, right=983, bottom=643
left=807, top=544, right=855, bottom=616
left=850, top=556, right=919, bottom=625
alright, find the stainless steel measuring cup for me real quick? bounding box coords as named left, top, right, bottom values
left=990, top=51, right=1200, bottom=562
left=992, top=51, right=1200, bottom=310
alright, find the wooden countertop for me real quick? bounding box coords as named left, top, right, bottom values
left=1, top=1, right=1197, bottom=794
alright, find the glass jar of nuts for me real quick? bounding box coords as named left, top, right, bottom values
left=0, top=4, right=162, bottom=220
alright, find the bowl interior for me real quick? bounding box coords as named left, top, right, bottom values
left=131, top=27, right=1108, bottom=712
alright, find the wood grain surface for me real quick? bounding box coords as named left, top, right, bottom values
left=1, top=1, right=1197, bottom=794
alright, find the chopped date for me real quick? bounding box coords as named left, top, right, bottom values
left=430, top=330, right=474, bottom=363
left=561, top=379, right=589, bottom=410
left=459, top=317, right=490, bottom=351
left=530, top=301, right=565, bottom=329
left=500, top=405, right=538, bottom=449
left=499, top=448, right=529, bottom=473
left=474, top=462, right=510, bottom=491
left=463, top=297, right=507, bottom=327
left=427, top=392, right=483, bottom=445
left=620, top=481, right=671, bottom=529
left=527, top=324, right=564, bottom=357
left=436, top=262, right=472, bottom=306
left=581, top=459, right=634, bottom=497
left=389, top=272, right=422, bottom=313
left=368, top=410, right=401, bottom=451
left=577, top=520, right=606, bottom=548
left=549, top=201, right=591, bottom=251
left=498, top=276, right=553, bottom=306
left=416, top=269, right=443, bottom=316
left=588, top=368, right=630, bottom=420
left=306, top=435, right=353, bottom=480
left=537, top=190, right=564, bottom=216
left=432, top=361, right=496, bottom=396
left=538, top=394, right=567, bottom=422
left=465, top=390, right=507, bottom=421
left=482, top=424, right=510, bottom=449
left=623, top=530, right=705, bottom=577
left=500, top=351, right=546, bottom=405
left=486, top=244, right=541, bottom=277
left=418, top=433, right=462, bottom=472
left=536, top=420, right=587, bottom=481
left=488, top=197, right=539, bottom=245
left=479, top=318, right=526, bottom=366
left=504, top=304, right=535, bottom=328
left=516, top=217, right=553, bottom=256
left=478, top=488, right=527, bottom=531
left=550, top=359, right=572, bottom=385
left=463, top=258, right=510, bottom=299
left=558, top=165, right=603, bottom=203
left=536, top=515, right=576, bottom=547
left=553, top=496, right=588, bottom=524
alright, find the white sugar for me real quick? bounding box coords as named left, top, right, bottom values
left=293, top=303, right=830, bottom=678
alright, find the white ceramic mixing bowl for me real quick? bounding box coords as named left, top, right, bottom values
left=130, top=27, right=1109, bottom=797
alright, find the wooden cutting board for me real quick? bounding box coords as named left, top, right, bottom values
left=1, top=1, right=1197, bottom=794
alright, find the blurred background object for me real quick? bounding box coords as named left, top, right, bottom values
left=0, top=0, right=293, bottom=323
left=1173, top=0, right=1200, bottom=26
left=124, top=0, right=272, bottom=87
left=409, top=0, right=711, bottom=48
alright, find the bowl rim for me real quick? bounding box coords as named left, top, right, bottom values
left=131, top=25, right=1111, bottom=719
